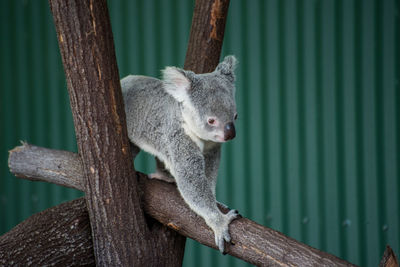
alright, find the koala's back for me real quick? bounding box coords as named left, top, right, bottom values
left=121, top=75, right=181, bottom=158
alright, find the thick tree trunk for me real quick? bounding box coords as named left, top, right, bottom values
left=184, top=0, right=230, bottom=73
left=48, top=0, right=184, bottom=265
left=6, top=144, right=358, bottom=267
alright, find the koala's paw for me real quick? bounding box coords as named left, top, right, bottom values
left=213, top=209, right=239, bottom=254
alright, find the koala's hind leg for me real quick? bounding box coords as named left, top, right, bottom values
left=149, top=158, right=175, bottom=183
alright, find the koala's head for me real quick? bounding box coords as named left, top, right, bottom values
left=163, top=55, right=238, bottom=143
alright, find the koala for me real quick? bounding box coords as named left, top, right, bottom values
left=121, top=55, right=239, bottom=253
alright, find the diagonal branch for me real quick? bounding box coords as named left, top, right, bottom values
left=7, top=143, right=357, bottom=267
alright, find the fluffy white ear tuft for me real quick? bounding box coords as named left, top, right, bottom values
left=215, top=55, right=238, bottom=82
left=162, top=67, right=191, bottom=103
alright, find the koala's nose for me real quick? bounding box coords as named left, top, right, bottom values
left=224, top=122, right=236, bottom=141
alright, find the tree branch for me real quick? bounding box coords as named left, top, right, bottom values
left=0, top=197, right=94, bottom=266
left=8, top=142, right=84, bottom=190
left=7, top=143, right=357, bottom=267
left=184, top=0, right=230, bottom=73
left=379, top=246, right=399, bottom=267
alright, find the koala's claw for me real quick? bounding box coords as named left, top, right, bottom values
left=227, top=209, right=239, bottom=219
left=231, top=209, right=243, bottom=219
left=214, top=209, right=240, bottom=253
left=215, top=228, right=232, bottom=253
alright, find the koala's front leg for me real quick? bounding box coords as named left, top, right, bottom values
left=203, top=145, right=229, bottom=210
left=169, top=139, right=238, bottom=253
left=204, top=145, right=221, bottom=196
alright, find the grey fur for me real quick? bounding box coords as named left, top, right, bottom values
left=122, top=56, right=239, bottom=253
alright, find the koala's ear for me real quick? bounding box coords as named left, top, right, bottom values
left=162, top=67, right=192, bottom=103
left=216, top=55, right=238, bottom=80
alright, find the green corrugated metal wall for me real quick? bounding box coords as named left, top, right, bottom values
left=0, top=0, right=399, bottom=266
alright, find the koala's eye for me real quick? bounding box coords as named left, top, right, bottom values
left=208, top=118, right=216, bottom=125
left=234, top=113, right=238, bottom=120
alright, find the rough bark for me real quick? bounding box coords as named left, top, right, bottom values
left=7, top=144, right=358, bottom=267
left=184, top=0, right=230, bottom=73
left=48, top=0, right=184, bottom=265
left=379, top=246, right=399, bottom=267
left=0, top=197, right=94, bottom=266
left=8, top=142, right=84, bottom=190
